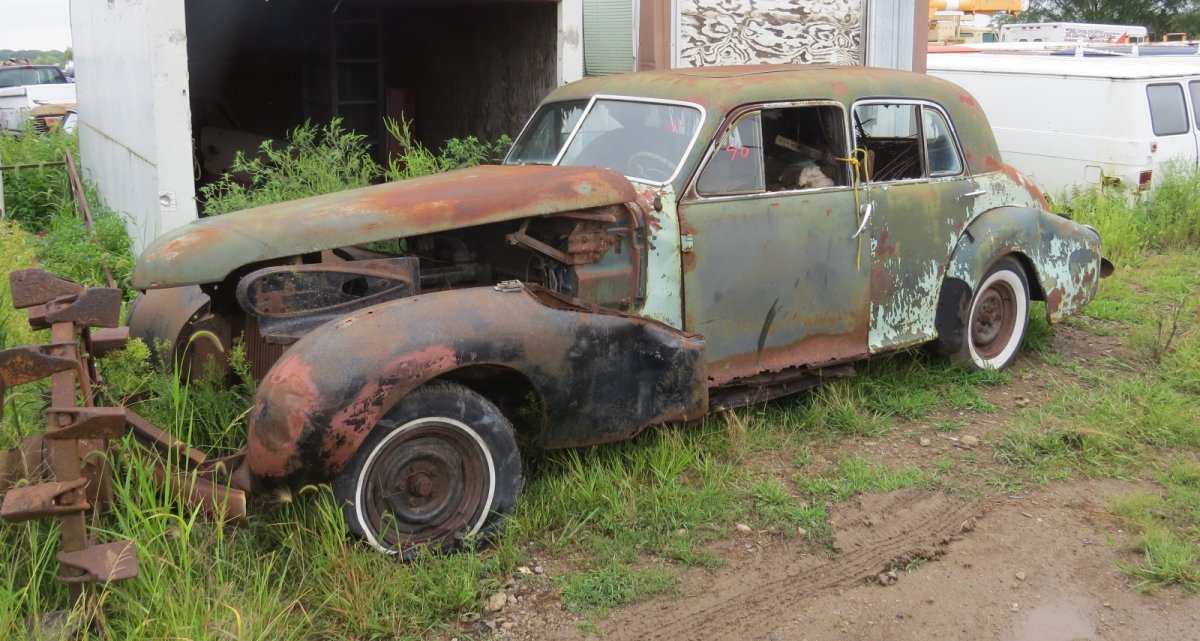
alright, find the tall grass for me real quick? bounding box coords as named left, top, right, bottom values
left=1061, top=163, right=1200, bottom=265
left=197, top=119, right=378, bottom=216
left=198, top=118, right=512, bottom=216
left=0, top=125, right=74, bottom=233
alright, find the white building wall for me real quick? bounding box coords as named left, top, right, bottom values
left=560, top=0, right=586, bottom=84
left=70, top=0, right=195, bottom=253
left=865, top=0, right=916, bottom=71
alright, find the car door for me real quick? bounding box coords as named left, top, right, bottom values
left=677, top=102, right=870, bottom=386
left=850, top=100, right=974, bottom=352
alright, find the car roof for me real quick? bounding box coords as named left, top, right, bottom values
left=546, top=65, right=971, bottom=111
left=542, top=64, right=1005, bottom=178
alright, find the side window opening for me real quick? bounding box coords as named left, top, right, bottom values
left=696, top=112, right=765, bottom=195
left=697, top=104, right=848, bottom=196
left=761, top=105, right=847, bottom=191
left=1148, top=83, right=1190, bottom=136
left=922, top=107, right=964, bottom=176
left=854, top=103, right=923, bottom=182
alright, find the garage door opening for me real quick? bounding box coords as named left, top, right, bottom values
left=185, top=0, right=557, bottom=194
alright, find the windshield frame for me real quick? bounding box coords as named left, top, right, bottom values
left=506, top=94, right=707, bottom=187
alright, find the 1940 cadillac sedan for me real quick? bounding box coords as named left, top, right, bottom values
left=127, top=65, right=1110, bottom=556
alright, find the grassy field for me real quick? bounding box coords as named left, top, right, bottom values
left=1, top=127, right=1197, bottom=637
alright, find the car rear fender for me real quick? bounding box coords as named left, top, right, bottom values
left=245, top=284, right=707, bottom=486
left=942, top=205, right=1104, bottom=325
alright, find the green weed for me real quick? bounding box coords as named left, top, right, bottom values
left=199, top=117, right=512, bottom=216
left=0, top=125, right=74, bottom=232
left=559, top=565, right=676, bottom=617
left=383, top=117, right=511, bottom=181
left=798, top=459, right=926, bottom=502
left=1063, top=163, right=1200, bottom=266
left=752, top=479, right=829, bottom=536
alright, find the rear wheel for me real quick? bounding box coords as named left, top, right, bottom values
left=950, top=256, right=1030, bottom=370
left=333, top=381, right=523, bottom=558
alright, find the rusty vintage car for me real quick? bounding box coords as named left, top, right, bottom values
left=127, top=65, right=1109, bottom=556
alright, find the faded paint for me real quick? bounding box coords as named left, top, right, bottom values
left=945, top=206, right=1102, bottom=323
left=540, top=66, right=1004, bottom=195
left=245, top=286, right=706, bottom=484
left=131, top=165, right=637, bottom=289
left=635, top=185, right=684, bottom=329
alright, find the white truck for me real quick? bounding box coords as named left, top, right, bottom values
left=928, top=53, right=1200, bottom=197
left=999, top=22, right=1147, bottom=43
left=0, top=63, right=77, bottom=134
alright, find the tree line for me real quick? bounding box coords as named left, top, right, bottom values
left=0, top=49, right=72, bottom=66
left=1021, top=1, right=1200, bottom=39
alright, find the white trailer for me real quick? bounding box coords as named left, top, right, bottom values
left=928, top=53, right=1200, bottom=196
left=999, top=22, right=1147, bottom=43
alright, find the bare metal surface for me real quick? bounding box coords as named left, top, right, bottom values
left=7, top=268, right=82, bottom=309
left=56, top=541, right=138, bottom=584
left=0, top=477, right=89, bottom=521
left=0, top=270, right=141, bottom=607
left=44, top=407, right=128, bottom=441
left=43, top=288, right=123, bottom=328
left=151, top=460, right=248, bottom=526
left=132, top=165, right=638, bottom=289
left=125, top=410, right=207, bottom=469
left=237, top=257, right=419, bottom=343
left=87, top=327, right=130, bottom=358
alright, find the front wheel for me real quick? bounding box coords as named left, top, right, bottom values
left=333, top=381, right=523, bottom=558
left=950, top=256, right=1030, bottom=370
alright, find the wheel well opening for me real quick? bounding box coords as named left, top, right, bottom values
left=435, top=366, right=544, bottom=438
left=1005, top=252, right=1046, bottom=302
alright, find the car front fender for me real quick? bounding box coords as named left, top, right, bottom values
left=245, top=284, right=707, bottom=485
left=944, top=206, right=1104, bottom=323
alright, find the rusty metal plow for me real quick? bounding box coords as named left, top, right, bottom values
left=0, top=269, right=248, bottom=609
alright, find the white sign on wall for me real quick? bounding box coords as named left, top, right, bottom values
left=677, top=0, right=865, bottom=67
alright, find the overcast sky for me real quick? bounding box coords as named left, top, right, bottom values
left=0, top=0, right=72, bottom=51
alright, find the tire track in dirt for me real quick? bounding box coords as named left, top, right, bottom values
left=601, top=489, right=987, bottom=641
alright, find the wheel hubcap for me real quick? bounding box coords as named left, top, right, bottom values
left=971, top=282, right=1017, bottom=359
left=363, top=422, right=487, bottom=550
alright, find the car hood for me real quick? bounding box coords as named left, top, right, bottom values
left=131, top=164, right=637, bottom=289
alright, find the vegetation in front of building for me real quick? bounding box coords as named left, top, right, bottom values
left=198, top=118, right=512, bottom=215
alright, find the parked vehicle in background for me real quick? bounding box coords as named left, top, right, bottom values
left=0, top=61, right=77, bottom=133
left=929, top=53, right=1200, bottom=196
left=127, top=65, right=1109, bottom=557
left=999, top=22, right=1147, bottom=43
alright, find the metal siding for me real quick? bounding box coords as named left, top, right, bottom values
left=70, top=0, right=196, bottom=253
left=865, top=0, right=916, bottom=71
left=584, top=0, right=636, bottom=76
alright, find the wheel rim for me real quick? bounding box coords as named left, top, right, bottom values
left=970, top=280, right=1018, bottom=360
left=360, top=420, right=488, bottom=551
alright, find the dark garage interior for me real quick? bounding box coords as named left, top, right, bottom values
left=184, top=0, right=559, bottom=182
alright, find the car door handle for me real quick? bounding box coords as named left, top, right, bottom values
left=852, top=201, right=875, bottom=240
left=959, top=189, right=986, bottom=201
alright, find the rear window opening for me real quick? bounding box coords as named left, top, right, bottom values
left=1147, top=83, right=1190, bottom=136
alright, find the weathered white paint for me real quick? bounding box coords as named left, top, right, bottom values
left=559, top=0, right=586, bottom=84
left=70, top=0, right=195, bottom=253
left=929, top=54, right=1200, bottom=196
left=676, top=0, right=865, bottom=67
left=636, top=185, right=684, bottom=329
left=864, top=0, right=915, bottom=70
